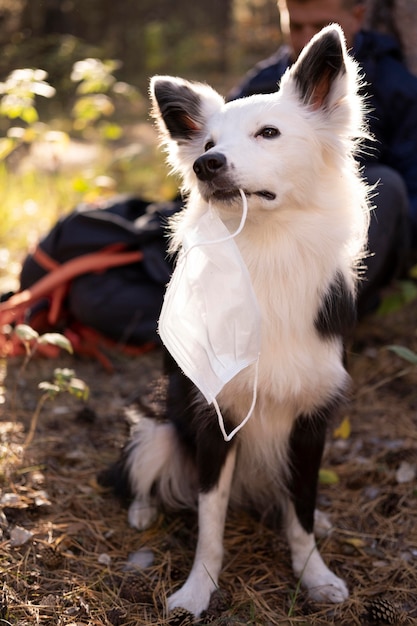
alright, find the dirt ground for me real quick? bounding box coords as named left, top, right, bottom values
left=1, top=294, right=416, bottom=626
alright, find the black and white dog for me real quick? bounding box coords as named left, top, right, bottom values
left=102, top=25, right=369, bottom=617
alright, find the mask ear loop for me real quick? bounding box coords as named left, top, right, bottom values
left=212, top=355, right=259, bottom=442
left=183, top=188, right=249, bottom=259
left=208, top=188, right=259, bottom=441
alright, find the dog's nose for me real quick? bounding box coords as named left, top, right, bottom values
left=193, top=152, right=226, bottom=181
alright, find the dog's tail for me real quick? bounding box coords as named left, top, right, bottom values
left=97, top=451, right=134, bottom=505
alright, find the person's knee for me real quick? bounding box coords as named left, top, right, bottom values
left=357, top=164, right=411, bottom=316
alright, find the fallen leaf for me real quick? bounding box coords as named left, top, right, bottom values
left=319, top=468, right=339, bottom=484
left=343, top=537, right=366, bottom=549
left=333, top=416, right=351, bottom=439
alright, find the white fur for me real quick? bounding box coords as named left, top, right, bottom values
left=126, top=419, right=198, bottom=526
left=126, top=26, right=370, bottom=617
left=168, top=448, right=237, bottom=616
left=285, top=502, right=349, bottom=603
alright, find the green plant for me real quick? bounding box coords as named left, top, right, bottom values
left=377, top=266, right=417, bottom=316
left=70, top=57, right=141, bottom=141
left=13, top=324, right=89, bottom=447
left=386, top=344, right=417, bottom=365
left=0, top=68, right=56, bottom=160
left=0, top=57, right=142, bottom=159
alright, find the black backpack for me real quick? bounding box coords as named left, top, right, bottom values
left=0, top=195, right=182, bottom=366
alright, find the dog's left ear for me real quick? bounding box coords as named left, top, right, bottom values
left=290, top=24, right=349, bottom=110
left=150, top=75, right=224, bottom=142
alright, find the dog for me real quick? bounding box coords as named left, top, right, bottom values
left=101, top=25, right=370, bottom=618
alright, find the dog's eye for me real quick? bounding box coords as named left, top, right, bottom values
left=256, top=126, right=280, bottom=139
left=204, top=140, right=215, bottom=151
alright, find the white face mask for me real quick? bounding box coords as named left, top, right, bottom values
left=158, top=190, right=261, bottom=441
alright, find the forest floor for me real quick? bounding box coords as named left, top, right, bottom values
left=1, top=289, right=417, bottom=626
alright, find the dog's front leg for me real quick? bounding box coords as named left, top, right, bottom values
left=286, top=410, right=348, bottom=603
left=167, top=444, right=236, bottom=617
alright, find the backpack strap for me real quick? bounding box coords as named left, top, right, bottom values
left=0, top=246, right=144, bottom=326
left=32, top=245, right=60, bottom=272
left=65, top=323, right=156, bottom=372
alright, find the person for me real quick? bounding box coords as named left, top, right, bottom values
left=228, top=0, right=417, bottom=315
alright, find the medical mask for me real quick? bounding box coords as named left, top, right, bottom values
left=158, top=189, right=261, bottom=442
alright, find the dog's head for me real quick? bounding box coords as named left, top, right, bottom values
left=150, top=25, right=367, bottom=214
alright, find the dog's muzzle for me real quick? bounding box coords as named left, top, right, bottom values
left=193, top=152, right=226, bottom=182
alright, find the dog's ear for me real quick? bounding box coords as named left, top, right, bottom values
left=289, top=24, right=349, bottom=110
left=150, top=76, right=224, bottom=142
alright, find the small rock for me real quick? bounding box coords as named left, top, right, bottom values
left=9, top=525, right=33, bottom=547
left=98, top=553, right=111, bottom=566
left=395, top=461, right=416, bottom=484
left=125, top=548, right=154, bottom=570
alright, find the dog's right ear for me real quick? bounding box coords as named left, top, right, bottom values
left=150, top=76, right=224, bottom=143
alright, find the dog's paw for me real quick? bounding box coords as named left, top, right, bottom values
left=303, top=567, right=349, bottom=603
left=167, top=580, right=213, bottom=618
left=127, top=498, right=157, bottom=530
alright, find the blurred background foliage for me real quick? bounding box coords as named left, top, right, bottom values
left=0, top=0, right=283, bottom=290
left=0, top=0, right=282, bottom=102
left=0, top=0, right=403, bottom=292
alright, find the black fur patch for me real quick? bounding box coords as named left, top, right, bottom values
left=287, top=404, right=336, bottom=533
left=194, top=404, right=234, bottom=493
left=164, top=351, right=234, bottom=493
left=152, top=79, right=203, bottom=140
left=131, top=351, right=232, bottom=493
left=315, top=271, right=356, bottom=339
left=97, top=453, right=134, bottom=503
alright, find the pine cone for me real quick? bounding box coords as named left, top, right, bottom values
left=119, top=575, right=153, bottom=604
left=365, top=598, right=401, bottom=624
left=201, top=588, right=232, bottom=622
left=39, top=546, right=64, bottom=569
left=168, top=607, right=195, bottom=626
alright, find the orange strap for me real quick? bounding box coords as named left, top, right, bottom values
left=65, top=324, right=156, bottom=372
left=32, top=246, right=60, bottom=272
left=0, top=247, right=144, bottom=326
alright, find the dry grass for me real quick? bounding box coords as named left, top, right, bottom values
left=1, top=298, right=417, bottom=626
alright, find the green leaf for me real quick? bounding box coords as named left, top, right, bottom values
left=15, top=324, right=39, bottom=342
left=99, top=121, right=122, bottom=141
left=21, top=106, right=38, bottom=125
left=400, top=280, right=417, bottom=303
left=0, top=137, right=16, bottom=160
left=377, top=293, right=404, bottom=316
left=386, top=345, right=417, bottom=365
left=53, top=368, right=75, bottom=385
left=333, top=416, right=351, bottom=440
left=377, top=280, right=417, bottom=315
left=38, top=333, right=73, bottom=353
left=38, top=382, right=60, bottom=397
left=68, top=377, right=89, bottom=401
left=319, top=468, right=340, bottom=485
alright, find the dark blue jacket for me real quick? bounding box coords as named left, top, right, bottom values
left=228, top=30, right=417, bottom=238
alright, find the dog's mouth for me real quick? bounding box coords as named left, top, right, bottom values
left=210, top=188, right=276, bottom=202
